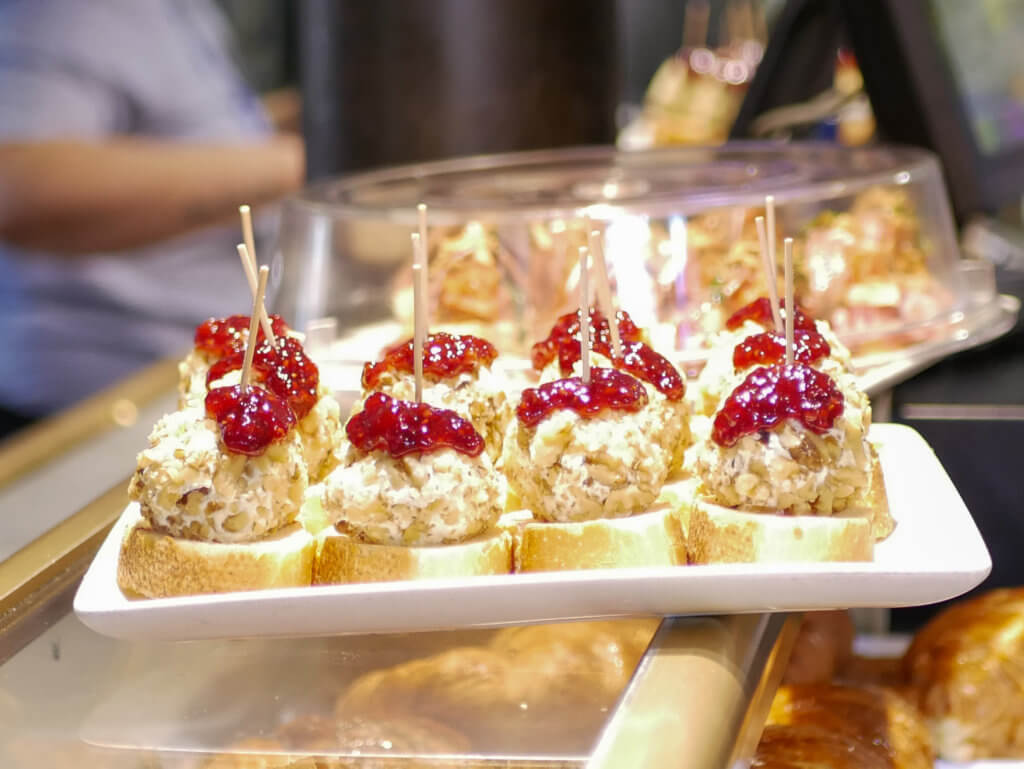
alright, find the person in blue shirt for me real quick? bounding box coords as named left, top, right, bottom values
left=0, top=0, right=305, bottom=436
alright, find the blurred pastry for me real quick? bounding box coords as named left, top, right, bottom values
left=782, top=611, right=855, bottom=686
left=335, top=620, right=658, bottom=753
left=757, top=683, right=933, bottom=769
left=201, top=714, right=470, bottom=769
left=903, top=587, right=1024, bottom=760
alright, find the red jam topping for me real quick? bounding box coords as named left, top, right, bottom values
left=517, top=368, right=649, bottom=428
left=724, top=298, right=815, bottom=332
left=362, top=332, right=498, bottom=390
left=206, top=336, right=320, bottom=420
left=194, top=314, right=289, bottom=359
left=346, top=392, right=484, bottom=458
left=733, top=330, right=831, bottom=371
left=556, top=340, right=685, bottom=401
left=531, top=308, right=643, bottom=371
left=712, top=363, right=844, bottom=447
left=205, top=384, right=296, bottom=456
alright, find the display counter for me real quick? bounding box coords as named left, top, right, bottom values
left=0, top=492, right=797, bottom=767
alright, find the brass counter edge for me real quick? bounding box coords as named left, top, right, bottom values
left=0, top=478, right=128, bottom=645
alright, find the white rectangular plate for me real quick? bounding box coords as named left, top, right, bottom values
left=74, top=424, right=991, bottom=641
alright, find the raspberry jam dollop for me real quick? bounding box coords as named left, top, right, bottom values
left=733, top=330, right=831, bottom=370
left=194, top=314, right=289, bottom=359
left=531, top=308, right=643, bottom=371
left=207, top=336, right=320, bottom=420
left=346, top=392, right=484, bottom=458
left=712, top=363, right=844, bottom=447
left=362, top=332, right=497, bottom=390
left=205, top=384, right=296, bottom=456
left=517, top=368, right=649, bottom=428
left=556, top=340, right=685, bottom=401
left=725, top=298, right=814, bottom=332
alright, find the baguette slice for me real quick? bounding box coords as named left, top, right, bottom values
left=686, top=500, right=875, bottom=564
left=117, top=509, right=316, bottom=598
left=866, top=446, right=894, bottom=542
left=314, top=527, right=514, bottom=584
left=516, top=504, right=686, bottom=573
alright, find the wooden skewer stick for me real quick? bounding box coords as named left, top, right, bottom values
left=241, top=266, right=269, bottom=388
left=417, top=203, right=429, bottom=325
left=411, top=233, right=425, bottom=403
left=754, top=217, right=783, bottom=334
left=589, top=228, right=622, bottom=358
left=236, top=244, right=277, bottom=347
left=238, top=205, right=275, bottom=343
left=240, top=204, right=257, bottom=267
left=784, top=238, right=795, bottom=365
left=579, top=245, right=591, bottom=385
left=765, top=195, right=778, bottom=309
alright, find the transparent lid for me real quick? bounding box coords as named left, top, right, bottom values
left=272, top=143, right=983, bottom=362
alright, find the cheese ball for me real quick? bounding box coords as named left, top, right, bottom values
left=503, top=404, right=673, bottom=523
left=296, top=388, right=344, bottom=483
left=177, top=349, right=214, bottom=409
left=539, top=350, right=691, bottom=474
left=185, top=363, right=343, bottom=485
left=322, top=444, right=504, bottom=546
left=694, top=382, right=873, bottom=515
left=358, top=365, right=511, bottom=464
left=693, top=318, right=853, bottom=417
left=128, top=409, right=308, bottom=543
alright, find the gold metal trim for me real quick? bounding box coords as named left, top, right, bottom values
left=0, top=359, right=178, bottom=489
left=0, top=478, right=128, bottom=646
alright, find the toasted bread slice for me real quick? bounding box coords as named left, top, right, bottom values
left=686, top=500, right=875, bottom=564
left=866, top=446, right=894, bottom=541
left=314, top=527, right=514, bottom=584
left=515, top=504, right=687, bottom=573
left=117, top=509, right=316, bottom=598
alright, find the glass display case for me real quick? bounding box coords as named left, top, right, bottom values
left=270, top=143, right=1017, bottom=407
left=0, top=494, right=797, bottom=768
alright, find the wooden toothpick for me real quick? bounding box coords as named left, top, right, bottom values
left=784, top=237, right=795, bottom=365
left=417, top=203, right=429, bottom=325
left=765, top=194, right=777, bottom=307
left=579, top=245, right=591, bottom=385
left=241, top=266, right=269, bottom=388
left=240, top=205, right=257, bottom=266
left=236, top=243, right=277, bottom=347
left=589, top=228, right=621, bottom=358
left=411, top=233, right=425, bottom=402
left=754, top=216, right=783, bottom=334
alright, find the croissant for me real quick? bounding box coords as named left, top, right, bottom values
left=903, top=587, right=1024, bottom=760
left=756, top=683, right=933, bottom=769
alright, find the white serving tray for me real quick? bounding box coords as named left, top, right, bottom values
left=74, top=424, right=991, bottom=641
